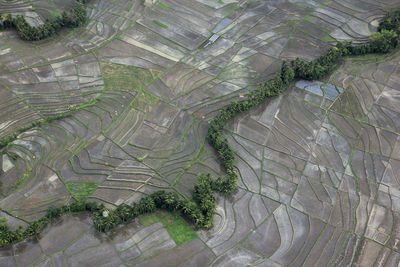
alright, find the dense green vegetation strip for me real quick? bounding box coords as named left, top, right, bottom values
left=0, top=0, right=88, bottom=41
left=0, top=0, right=91, bottom=147
left=0, top=10, right=400, bottom=247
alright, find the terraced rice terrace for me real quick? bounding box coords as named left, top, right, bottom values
left=0, top=0, right=76, bottom=26
left=1, top=0, right=400, bottom=266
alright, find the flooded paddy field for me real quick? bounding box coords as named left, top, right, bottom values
left=1, top=0, right=400, bottom=266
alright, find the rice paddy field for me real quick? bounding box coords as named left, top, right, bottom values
left=1, top=0, right=400, bottom=266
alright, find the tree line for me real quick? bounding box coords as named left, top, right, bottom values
left=0, top=174, right=216, bottom=245
left=1, top=9, right=400, bottom=246
left=291, top=11, right=400, bottom=80
left=0, top=0, right=88, bottom=41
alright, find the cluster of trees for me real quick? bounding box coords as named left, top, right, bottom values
left=291, top=11, right=400, bottom=80
left=192, top=173, right=216, bottom=228
left=290, top=45, right=345, bottom=80
left=206, top=61, right=294, bottom=194
left=378, top=10, right=400, bottom=33
left=0, top=201, right=103, bottom=246
left=0, top=0, right=87, bottom=41
left=0, top=14, right=13, bottom=30
left=0, top=173, right=218, bottom=246
left=92, top=174, right=217, bottom=232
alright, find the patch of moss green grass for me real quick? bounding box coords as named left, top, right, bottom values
left=139, top=209, right=198, bottom=246
left=66, top=182, right=98, bottom=201
left=153, top=20, right=168, bottom=28
left=322, top=34, right=334, bottom=42
left=158, top=2, right=170, bottom=10
left=101, top=62, right=157, bottom=91
left=100, top=62, right=160, bottom=108
left=11, top=167, right=32, bottom=191
left=331, top=86, right=365, bottom=120
left=126, top=2, right=133, bottom=12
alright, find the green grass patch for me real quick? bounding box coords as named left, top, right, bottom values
left=331, top=87, right=365, bottom=120
left=100, top=62, right=160, bottom=108
left=322, top=34, right=334, bottom=42
left=100, top=62, right=158, bottom=92
left=139, top=212, right=160, bottom=227
left=132, top=90, right=160, bottom=109
left=218, top=0, right=224, bottom=4
left=153, top=20, right=168, bottom=28
left=139, top=210, right=198, bottom=246
left=11, top=167, right=32, bottom=191
left=50, top=10, right=62, bottom=19
left=126, top=2, right=133, bottom=12
left=304, top=17, right=312, bottom=22
left=158, top=2, right=170, bottom=10
left=66, top=182, right=98, bottom=201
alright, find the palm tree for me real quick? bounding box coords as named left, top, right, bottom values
left=117, top=205, right=131, bottom=222
left=139, top=197, right=155, bottom=213
left=164, top=192, right=179, bottom=211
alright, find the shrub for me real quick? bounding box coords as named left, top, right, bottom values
left=378, top=10, right=400, bottom=33
left=193, top=174, right=216, bottom=228
left=369, top=30, right=398, bottom=53
left=0, top=0, right=87, bottom=41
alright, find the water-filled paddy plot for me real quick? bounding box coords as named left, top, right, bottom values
left=0, top=0, right=400, bottom=266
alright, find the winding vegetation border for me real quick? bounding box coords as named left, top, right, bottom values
left=0, top=0, right=88, bottom=41
left=0, top=0, right=93, bottom=149
left=0, top=10, right=399, bottom=247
